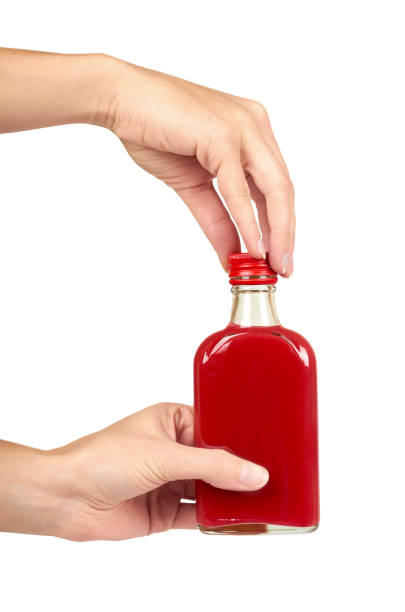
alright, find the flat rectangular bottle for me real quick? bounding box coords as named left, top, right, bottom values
left=194, top=253, right=319, bottom=534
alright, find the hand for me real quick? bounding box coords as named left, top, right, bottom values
left=96, top=57, right=295, bottom=275
left=0, top=49, right=294, bottom=275
left=0, top=403, right=269, bottom=540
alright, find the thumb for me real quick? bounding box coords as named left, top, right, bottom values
left=159, top=442, right=269, bottom=491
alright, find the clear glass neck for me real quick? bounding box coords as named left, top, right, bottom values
left=230, top=285, right=279, bottom=327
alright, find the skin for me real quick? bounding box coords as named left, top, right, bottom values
left=0, top=48, right=293, bottom=539
left=0, top=403, right=269, bottom=540
left=0, top=48, right=295, bottom=273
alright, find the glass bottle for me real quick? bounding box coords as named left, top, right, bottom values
left=194, top=252, right=319, bottom=534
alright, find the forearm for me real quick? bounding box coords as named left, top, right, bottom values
left=0, top=440, right=72, bottom=537
left=0, top=48, right=116, bottom=133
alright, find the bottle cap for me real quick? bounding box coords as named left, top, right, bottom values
left=228, top=252, right=278, bottom=285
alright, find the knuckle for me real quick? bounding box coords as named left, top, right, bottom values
left=203, top=216, right=232, bottom=241
left=270, top=177, right=294, bottom=199
left=229, top=185, right=251, bottom=202
left=216, top=120, right=238, bottom=147
left=228, top=203, right=257, bottom=232
left=232, top=104, right=252, bottom=124
left=151, top=448, right=172, bottom=481
left=156, top=401, right=173, bottom=412
left=219, top=175, right=251, bottom=205
left=245, top=99, right=269, bottom=121
left=234, top=212, right=257, bottom=233
left=210, top=448, right=228, bottom=472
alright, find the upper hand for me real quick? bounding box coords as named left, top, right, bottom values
left=96, top=57, right=295, bottom=275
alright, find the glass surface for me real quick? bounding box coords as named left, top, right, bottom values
left=194, top=286, right=319, bottom=533
left=230, top=285, right=279, bottom=327
left=198, top=524, right=319, bottom=535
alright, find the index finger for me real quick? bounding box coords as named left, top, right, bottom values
left=244, top=139, right=295, bottom=276
left=216, top=156, right=266, bottom=259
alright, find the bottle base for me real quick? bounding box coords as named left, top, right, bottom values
left=198, top=523, right=318, bottom=535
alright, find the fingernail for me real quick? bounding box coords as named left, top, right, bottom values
left=240, top=463, right=269, bottom=488
left=257, top=238, right=266, bottom=259
left=281, top=252, right=290, bottom=275
left=289, top=253, right=294, bottom=275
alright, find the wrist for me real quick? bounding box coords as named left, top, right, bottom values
left=86, top=53, right=130, bottom=130
left=0, top=442, right=81, bottom=539
left=81, top=53, right=120, bottom=128
left=56, top=52, right=122, bottom=128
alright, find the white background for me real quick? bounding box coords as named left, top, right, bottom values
left=1, top=1, right=404, bottom=610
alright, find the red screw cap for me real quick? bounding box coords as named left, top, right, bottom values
left=229, top=252, right=278, bottom=285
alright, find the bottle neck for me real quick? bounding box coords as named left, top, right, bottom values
left=230, top=285, right=280, bottom=327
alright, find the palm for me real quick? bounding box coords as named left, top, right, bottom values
left=80, top=480, right=193, bottom=540
left=123, top=141, right=213, bottom=194
left=121, top=140, right=240, bottom=267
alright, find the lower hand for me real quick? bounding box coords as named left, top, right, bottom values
left=0, top=403, right=269, bottom=540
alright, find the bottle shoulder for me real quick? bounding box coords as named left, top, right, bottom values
left=194, top=323, right=316, bottom=366
left=194, top=327, right=232, bottom=362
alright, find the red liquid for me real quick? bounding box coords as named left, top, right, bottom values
left=194, top=323, right=319, bottom=529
